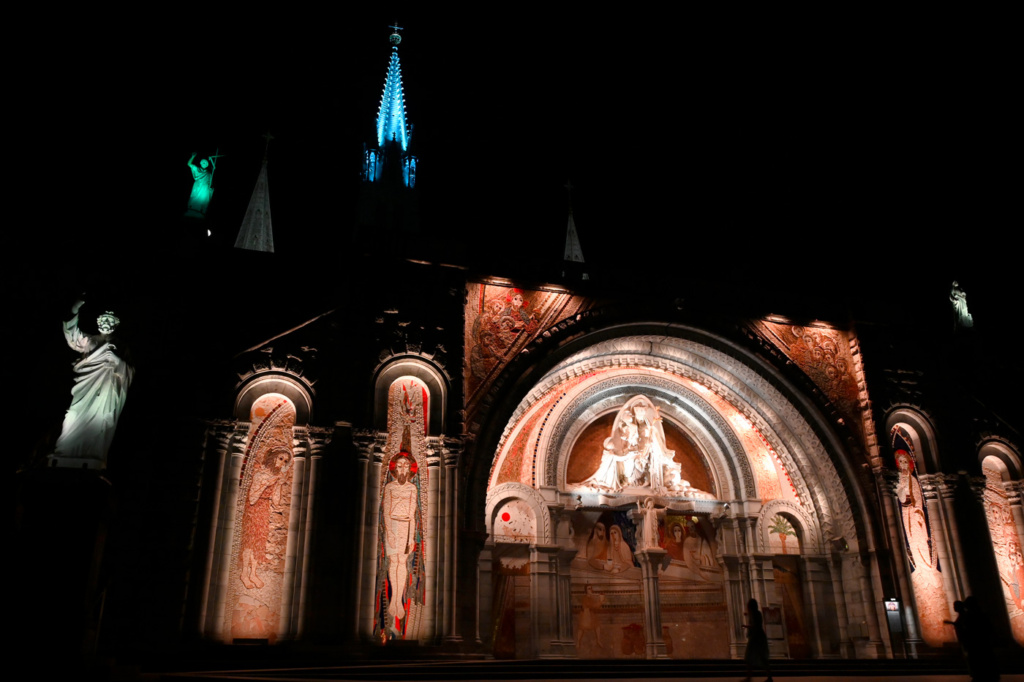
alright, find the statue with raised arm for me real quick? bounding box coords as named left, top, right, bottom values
left=950, top=280, right=974, bottom=330
left=186, top=152, right=216, bottom=216
left=49, top=298, right=134, bottom=470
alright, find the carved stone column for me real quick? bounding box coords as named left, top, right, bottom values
left=442, top=448, right=462, bottom=643
left=295, top=429, right=328, bottom=639
left=828, top=553, right=854, bottom=658
left=554, top=547, right=579, bottom=656
left=423, top=444, right=441, bottom=642
left=800, top=557, right=827, bottom=658
left=635, top=547, right=668, bottom=659
left=477, top=544, right=494, bottom=647
left=213, top=423, right=249, bottom=641
left=876, top=468, right=921, bottom=656
left=278, top=430, right=307, bottom=640
left=196, top=423, right=233, bottom=636
left=351, top=429, right=377, bottom=639
left=716, top=515, right=746, bottom=659
left=530, top=544, right=563, bottom=657
left=938, top=474, right=968, bottom=597
left=920, top=476, right=959, bottom=615
left=357, top=431, right=385, bottom=640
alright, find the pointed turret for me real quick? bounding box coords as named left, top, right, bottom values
left=363, top=25, right=418, bottom=188
left=562, top=181, right=588, bottom=280
left=564, top=211, right=585, bottom=263
left=234, top=133, right=275, bottom=253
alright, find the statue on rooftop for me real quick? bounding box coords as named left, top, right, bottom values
left=50, top=298, right=134, bottom=470
left=950, top=280, right=974, bottom=330
left=186, top=151, right=217, bottom=216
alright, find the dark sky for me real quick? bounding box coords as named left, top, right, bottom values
left=10, top=8, right=1020, bottom=469
left=24, top=9, right=1014, bottom=277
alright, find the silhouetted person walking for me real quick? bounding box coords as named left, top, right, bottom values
left=742, top=598, right=772, bottom=682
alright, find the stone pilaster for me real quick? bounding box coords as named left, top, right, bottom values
left=635, top=547, right=668, bottom=659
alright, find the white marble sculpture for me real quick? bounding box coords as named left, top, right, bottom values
left=578, top=395, right=713, bottom=497
left=50, top=299, right=134, bottom=469
left=950, top=280, right=974, bottom=330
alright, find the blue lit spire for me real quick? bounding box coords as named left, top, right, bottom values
left=363, top=25, right=417, bottom=188
left=376, top=25, right=409, bottom=151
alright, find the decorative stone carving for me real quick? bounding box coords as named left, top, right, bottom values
left=572, top=395, right=714, bottom=498
left=757, top=500, right=819, bottom=554
left=486, top=482, right=553, bottom=545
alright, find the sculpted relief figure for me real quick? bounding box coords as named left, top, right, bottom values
left=50, top=299, right=134, bottom=469
left=240, top=446, right=291, bottom=590
left=383, top=454, right=419, bottom=625
left=374, top=378, right=429, bottom=642
left=575, top=395, right=713, bottom=498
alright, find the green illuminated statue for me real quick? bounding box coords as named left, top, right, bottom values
left=186, top=152, right=217, bottom=216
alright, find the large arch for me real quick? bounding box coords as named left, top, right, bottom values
left=466, top=324, right=889, bottom=660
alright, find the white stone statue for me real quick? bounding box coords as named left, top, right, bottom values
left=576, top=395, right=714, bottom=497
left=638, top=497, right=661, bottom=550
left=50, top=299, right=134, bottom=470
left=950, top=280, right=974, bottom=330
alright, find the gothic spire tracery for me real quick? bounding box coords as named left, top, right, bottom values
left=376, top=25, right=409, bottom=152
left=363, top=25, right=417, bottom=189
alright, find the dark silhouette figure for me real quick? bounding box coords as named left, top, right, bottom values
left=968, top=596, right=999, bottom=682
left=948, top=597, right=1000, bottom=682
left=742, top=598, right=772, bottom=682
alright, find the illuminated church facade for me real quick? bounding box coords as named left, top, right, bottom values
left=21, top=26, right=1021, bottom=666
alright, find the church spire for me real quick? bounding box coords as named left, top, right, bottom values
left=563, top=180, right=585, bottom=263
left=363, top=25, right=417, bottom=188
left=234, top=132, right=275, bottom=253
left=562, top=180, right=588, bottom=280
left=377, top=24, right=409, bottom=151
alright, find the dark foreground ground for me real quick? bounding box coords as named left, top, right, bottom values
left=61, top=655, right=1024, bottom=682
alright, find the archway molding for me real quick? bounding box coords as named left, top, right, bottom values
left=485, top=482, right=553, bottom=545
left=484, top=332, right=862, bottom=553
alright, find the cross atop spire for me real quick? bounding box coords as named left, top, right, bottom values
left=261, top=131, right=274, bottom=161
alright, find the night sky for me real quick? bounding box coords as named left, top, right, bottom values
left=23, top=10, right=1015, bottom=275
left=13, top=9, right=1019, bottom=465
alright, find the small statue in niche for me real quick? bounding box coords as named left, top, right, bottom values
left=950, top=280, right=974, bottom=330
left=50, top=298, right=134, bottom=469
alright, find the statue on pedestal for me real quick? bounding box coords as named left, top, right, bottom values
left=50, top=299, right=134, bottom=470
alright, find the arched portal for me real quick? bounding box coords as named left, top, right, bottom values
left=474, top=330, right=884, bottom=660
